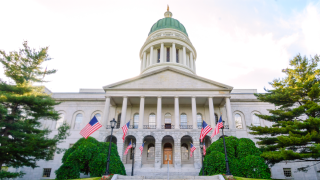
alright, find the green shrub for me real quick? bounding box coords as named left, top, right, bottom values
left=55, top=137, right=126, bottom=180
left=200, top=151, right=226, bottom=175
left=238, top=155, right=271, bottom=179
left=237, top=138, right=261, bottom=159
left=206, top=136, right=239, bottom=159
left=0, top=171, right=25, bottom=179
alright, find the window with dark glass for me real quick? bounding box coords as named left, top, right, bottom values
left=215, top=114, right=219, bottom=124
left=166, top=48, right=170, bottom=62
left=176, top=49, right=179, bottom=63
left=157, top=49, right=160, bottom=63
left=42, top=168, right=52, bottom=177
left=116, top=113, right=121, bottom=128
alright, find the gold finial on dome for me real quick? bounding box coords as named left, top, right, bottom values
left=164, top=5, right=172, bottom=18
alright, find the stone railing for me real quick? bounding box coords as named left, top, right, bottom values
left=143, top=125, right=156, bottom=129
left=161, top=125, right=175, bottom=129
left=180, top=125, right=193, bottom=129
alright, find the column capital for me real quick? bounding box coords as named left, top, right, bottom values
left=192, top=96, right=196, bottom=98
left=105, top=96, right=111, bottom=98
left=123, top=96, right=128, bottom=98
left=174, top=96, right=179, bottom=98
left=157, top=96, right=162, bottom=98
left=140, top=96, right=145, bottom=98
left=208, top=96, right=213, bottom=99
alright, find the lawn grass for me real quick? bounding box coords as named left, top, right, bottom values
left=234, top=176, right=284, bottom=180
left=44, top=177, right=101, bottom=180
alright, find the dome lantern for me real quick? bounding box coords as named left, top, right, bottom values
left=164, top=5, right=172, bottom=18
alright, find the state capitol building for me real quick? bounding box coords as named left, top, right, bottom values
left=14, top=8, right=320, bottom=180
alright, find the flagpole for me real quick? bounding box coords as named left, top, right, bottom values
left=222, top=120, right=232, bottom=176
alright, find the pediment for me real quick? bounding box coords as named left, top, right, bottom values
left=103, top=67, right=233, bottom=90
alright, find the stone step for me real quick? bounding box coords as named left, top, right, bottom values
left=116, top=175, right=221, bottom=180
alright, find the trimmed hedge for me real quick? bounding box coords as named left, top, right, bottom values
left=201, top=137, right=270, bottom=179
left=55, top=137, right=126, bottom=179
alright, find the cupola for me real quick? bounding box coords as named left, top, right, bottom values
left=139, top=7, right=197, bottom=75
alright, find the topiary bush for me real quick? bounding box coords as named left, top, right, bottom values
left=237, top=138, right=261, bottom=159
left=238, top=155, right=271, bottom=179
left=200, top=151, right=226, bottom=175
left=55, top=137, right=126, bottom=179
left=200, top=136, right=270, bottom=179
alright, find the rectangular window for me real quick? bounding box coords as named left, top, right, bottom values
left=42, top=168, right=52, bottom=177
left=176, top=49, right=179, bottom=63
left=283, top=168, right=292, bottom=177
left=166, top=48, right=170, bottom=62
left=157, top=49, right=160, bottom=63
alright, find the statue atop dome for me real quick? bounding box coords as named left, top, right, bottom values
left=164, top=5, right=172, bottom=18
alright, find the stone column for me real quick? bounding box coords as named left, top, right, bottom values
left=150, top=46, right=154, bottom=66
left=174, top=96, right=179, bottom=129
left=191, top=97, right=197, bottom=129
left=120, top=96, right=128, bottom=127
left=190, top=52, right=194, bottom=70
left=135, top=136, right=143, bottom=168
left=155, top=137, right=162, bottom=168
left=138, top=96, right=145, bottom=129
left=140, top=58, right=143, bottom=72
left=193, top=139, right=201, bottom=168
left=208, top=97, right=215, bottom=128
left=160, top=43, right=164, bottom=63
left=225, top=97, right=235, bottom=129
left=174, top=140, right=181, bottom=168
left=183, top=46, right=186, bottom=65
left=172, top=43, right=176, bottom=63
left=143, top=51, right=147, bottom=69
left=193, top=59, right=196, bottom=73
left=102, top=97, right=111, bottom=126
left=157, top=96, right=162, bottom=129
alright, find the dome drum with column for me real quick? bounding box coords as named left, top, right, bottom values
left=140, top=8, right=197, bottom=75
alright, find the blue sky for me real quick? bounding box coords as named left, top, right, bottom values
left=0, top=0, right=319, bottom=92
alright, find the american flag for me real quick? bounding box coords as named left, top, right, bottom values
left=200, top=120, right=212, bottom=142
left=124, top=141, right=133, bottom=155
left=139, top=142, right=145, bottom=156
left=203, top=143, right=206, bottom=156
left=211, top=116, right=224, bottom=138
left=80, top=116, right=102, bottom=139
left=190, top=143, right=196, bottom=157
left=122, top=121, right=130, bottom=142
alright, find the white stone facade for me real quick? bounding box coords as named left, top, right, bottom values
left=11, top=9, right=320, bottom=180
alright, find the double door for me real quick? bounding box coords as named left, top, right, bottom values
left=163, top=148, right=173, bottom=164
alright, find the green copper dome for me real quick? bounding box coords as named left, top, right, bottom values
left=148, top=17, right=188, bottom=36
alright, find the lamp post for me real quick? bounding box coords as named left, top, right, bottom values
left=104, top=118, right=117, bottom=176
left=200, top=143, right=204, bottom=176
left=221, top=121, right=232, bottom=176
left=131, top=142, right=136, bottom=176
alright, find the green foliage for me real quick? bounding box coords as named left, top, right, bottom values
left=248, top=54, right=320, bottom=168
left=201, top=136, right=269, bottom=179
left=206, top=136, right=239, bottom=159
left=55, top=137, right=126, bottom=180
left=0, top=41, right=70, bottom=179
left=238, top=155, right=271, bottom=179
left=0, top=171, right=25, bottom=179
left=237, top=138, right=261, bottom=159
left=200, top=151, right=226, bottom=175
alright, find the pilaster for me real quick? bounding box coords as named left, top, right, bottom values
left=157, top=96, right=162, bottom=129
left=102, top=97, right=111, bottom=126
left=191, top=97, right=197, bottom=129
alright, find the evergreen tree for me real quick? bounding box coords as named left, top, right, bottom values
left=249, top=54, right=320, bottom=170
left=0, top=41, right=70, bottom=178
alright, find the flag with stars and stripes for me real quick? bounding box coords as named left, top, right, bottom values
left=200, top=120, right=212, bottom=142
left=139, top=142, right=145, bottom=156
left=122, top=121, right=130, bottom=142
left=80, top=116, right=102, bottom=139
left=203, top=143, right=206, bottom=156
left=190, top=143, right=196, bottom=157
left=211, top=116, right=223, bottom=139
left=124, top=141, right=132, bottom=155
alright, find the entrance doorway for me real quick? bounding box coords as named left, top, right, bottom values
left=163, top=143, right=173, bottom=164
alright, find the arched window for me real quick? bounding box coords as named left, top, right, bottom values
left=181, top=143, right=189, bottom=160
left=56, top=114, right=64, bottom=129
left=215, top=114, right=219, bottom=124
left=147, top=143, right=155, bottom=159
left=235, top=113, right=243, bottom=129
left=149, top=113, right=156, bottom=126
left=197, top=113, right=202, bottom=128
left=74, top=113, right=83, bottom=130
left=165, top=113, right=171, bottom=124
left=180, top=113, right=187, bottom=129
left=252, top=113, right=260, bottom=126
left=133, top=113, right=139, bottom=129
left=94, top=113, right=101, bottom=121
left=116, top=113, right=121, bottom=129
